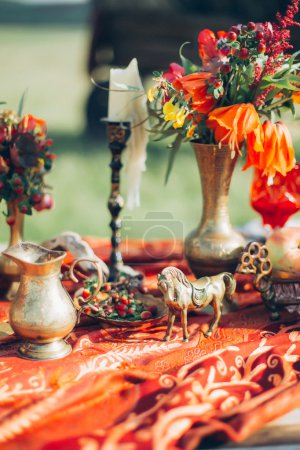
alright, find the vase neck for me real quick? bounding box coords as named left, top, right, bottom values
left=192, top=143, right=238, bottom=232
left=8, top=202, right=24, bottom=246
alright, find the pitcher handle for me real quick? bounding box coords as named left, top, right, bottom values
left=69, top=258, right=104, bottom=297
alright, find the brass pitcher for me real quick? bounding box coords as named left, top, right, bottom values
left=2, top=242, right=103, bottom=360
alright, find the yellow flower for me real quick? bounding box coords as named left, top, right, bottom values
left=163, top=99, right=186, bottom=128
left=163, top=99, right=178, bottom=121
left=173, top=107, right=186, bottom=128
left=147, top=87, right=157, bottom=102
left=186, top=124, right=196, bottom=138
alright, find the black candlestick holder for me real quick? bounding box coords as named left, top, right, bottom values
left=106, top=121, right=143, bottom=284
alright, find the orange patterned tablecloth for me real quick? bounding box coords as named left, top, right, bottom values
left=0, top=239, right=299, bottom=450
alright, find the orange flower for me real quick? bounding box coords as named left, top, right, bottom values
left=293, top=91, right=300, bottom=104
left=245, top=121, right=295, bottom=177
left=18, top=114, right=47, bottom=139
left=174, top=72, right=215, bottom=115
left=206, top=103, right=262, bottom=152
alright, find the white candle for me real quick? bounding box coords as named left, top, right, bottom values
left=108, top=58, right=149, bottom=209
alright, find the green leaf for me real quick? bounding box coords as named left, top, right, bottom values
left=18, top=89, right=28, bottom=117
left=260, top=77, right=299, bottom=91
left=179, top=42, right=200, bottom=74
left=164, top=134, right=183, bottom=184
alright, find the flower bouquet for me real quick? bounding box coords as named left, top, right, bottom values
left=148, top=0, right=300, bottom=275
left=0, top=106, right=55, bottom=292
left=0, top=109, right=55, bottom=224
left=148, top=0, right=300, bottom=180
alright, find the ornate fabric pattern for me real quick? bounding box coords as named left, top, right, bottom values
left=0, top=239, right=298, bottom=450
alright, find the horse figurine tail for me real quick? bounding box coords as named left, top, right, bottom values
left=222, top=272, right=236, bottom=302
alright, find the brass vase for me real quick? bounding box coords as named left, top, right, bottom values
left=184, top=143, right=246, bottom=277
left=0, top=201, right=24, bottom=299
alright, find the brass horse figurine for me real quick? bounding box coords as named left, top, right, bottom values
left=157, top=266, right=236, bottom=342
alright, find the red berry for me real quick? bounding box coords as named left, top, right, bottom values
left=6, top=215, right=16, bottom=226
left=14, top=177, right=22, bottom=186
left=257, top=42, right=266, bottom=53
left=256, top=30, right=264, bottom=40
left=140, top=286, right=149, bottom=294
left=103, top=283, right=111, bottom=292
left=20, top=205, right=28, bottom=214
left=33, top=194, right=54, bottom=211
left=117, top=310, right=127, bottom=318
left=228, top=31, right=237, bottom=42
left=220, top=63, right=232, bottom=74
left=32, top=193, right=42, bottom=204
left=116, top=303, right=126, bottom=311
left=82, top=289, right=90, bottom=299
left=238, top=48, right=250, bottom=59
left=120, top=296, right=129, bottom=305
left=127, top=308, right=135, bottom=315
left=213, top=79, right=222, bottom=88
left=15, top=186, right=24, bottom=195
left=247, top=21, right=256, bottom=31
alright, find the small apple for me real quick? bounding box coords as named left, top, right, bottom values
left=266, top=227, right=300, bottom=275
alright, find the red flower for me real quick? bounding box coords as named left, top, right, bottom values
left=163, top=63, right=185, bottom=83
left=198, top=29, right=220, bottom=68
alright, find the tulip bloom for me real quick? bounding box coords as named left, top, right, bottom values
left=206, top=103, right=262, bottom=152
left=245, top=120, right=295, bottom=177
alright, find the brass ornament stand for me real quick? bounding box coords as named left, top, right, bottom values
left=106, top=121, right=142, bottom=283
left=237, top=241, right=300, bottom=320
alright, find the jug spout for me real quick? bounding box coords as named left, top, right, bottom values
left=2, top=242, right=66, bottom=276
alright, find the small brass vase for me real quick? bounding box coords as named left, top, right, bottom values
left=3, top=242, right=104, bottom=360
left=0, top=201, right=24, bottom=299
left=184, top=143, right=246, bottom=277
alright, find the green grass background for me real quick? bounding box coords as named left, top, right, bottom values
left=0, top=24, right=299, bottom=244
